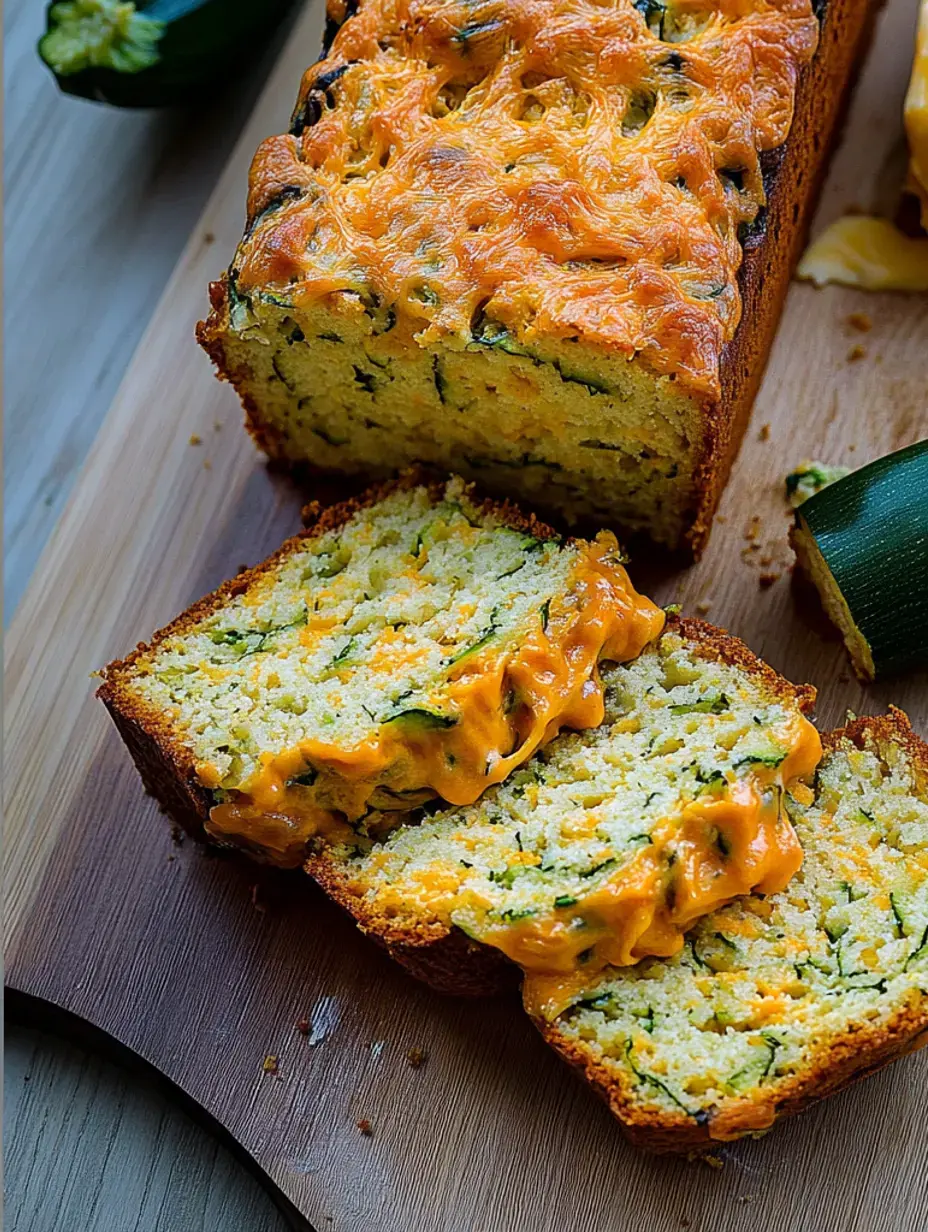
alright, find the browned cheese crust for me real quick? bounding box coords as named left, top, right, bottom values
left=305, top=614, right=817, bottom=996
left=196, top=0, right=875, bottom=558
left=535, top=707, right=928, bottom=1153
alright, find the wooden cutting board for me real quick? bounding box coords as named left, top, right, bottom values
left=6, top=1, right=928, bottom=1228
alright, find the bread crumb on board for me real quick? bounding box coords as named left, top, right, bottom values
left=262, top=1054, right=279, bottom=1076
left=296, top=1017, right=310, bottom=1036
left=758, top=423, right=771, bottom=441
left=847, top=311, right=872, bottom=332
left=357, top=1119, right=373, bottom=1136
left=406, top=1047, right=428, bottom=1069
left=686, top=1151, right=725, bottom=1169
left=846, top=344, right=867, bottom=362
left=189, top=434, right=202, bottom=446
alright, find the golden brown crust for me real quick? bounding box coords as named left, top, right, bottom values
left=308, top=855, right=520, bottom=996
left=304, top=613, right=817, bottom=996
left=535, top=707, right=928, bottom=1153
left=102, top=692, right=215, bottom=841
left=98, top=474, right=588, bottom=858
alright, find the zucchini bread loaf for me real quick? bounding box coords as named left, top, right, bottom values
left=198, top=0, right=871, bottom=553
left=540, top=710, right=928, bottom=1150
left=309, top=618, right=821, bottom=1002
left=99, top=475, right=663, bottom=868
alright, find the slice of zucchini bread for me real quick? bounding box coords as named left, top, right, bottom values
left=540, top=709, right=928, bottom=1150
left=198, top=0, right=871, bottom=553
left=309, top=618, right=821, bottom=1003
left=99, top=475, right=663, bottom=868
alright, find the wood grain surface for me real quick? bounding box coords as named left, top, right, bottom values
left=5, top=1, right=928, bottom=1230
left=4, top=1023, right=295, bottom=1232
left=2, top=0, right=299, bottom=620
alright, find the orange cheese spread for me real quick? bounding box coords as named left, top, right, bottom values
left=203, top=537, right=663, bottom=865
left=489, top=714, right=822, bottom=1020
left=236, top=0, right=819, bottom=399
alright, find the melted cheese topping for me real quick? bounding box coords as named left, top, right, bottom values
left=796, top=215, right=928, bottom=292
left=501, top=715, right=821, bottom=1019
left=206, top=539, right=664, bottom=864
left=235, top=0, right=818, bottom=399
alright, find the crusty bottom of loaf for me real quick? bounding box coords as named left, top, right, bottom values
left=198, top=281, right=711, bottom=552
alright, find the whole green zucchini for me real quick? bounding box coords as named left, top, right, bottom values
left=39, top=0, right=296, bottom=108
left=790, top=439, right=928, bottom=681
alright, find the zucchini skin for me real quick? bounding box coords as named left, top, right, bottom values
left=793, top=439, right=928, bottom=680
left=39, top=0, right=296, bottom=108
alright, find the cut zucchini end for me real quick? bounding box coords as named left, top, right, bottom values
left=40, top=1, right=164, bottom=77
left=791, top=517, right=876, bottom=682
